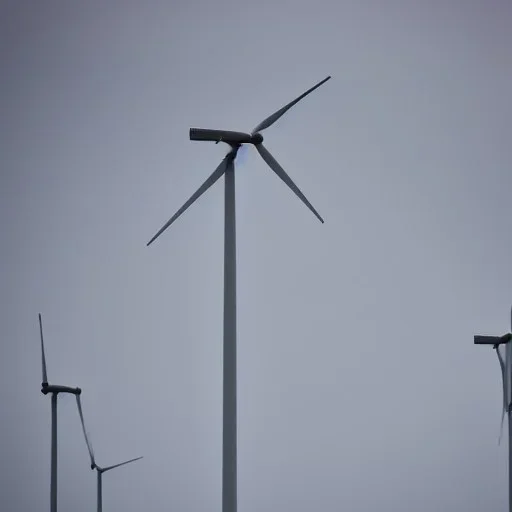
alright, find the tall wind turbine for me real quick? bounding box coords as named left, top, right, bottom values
left=147, top=75, right=331, bottom=512
left=77, top=399, right=143, bottom=512
left=474, top=306, right=512, bottom=512
left=38, top=313, right=83, bottom=512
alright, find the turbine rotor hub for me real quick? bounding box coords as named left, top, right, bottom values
left=251, top=133, right=263, bottom=144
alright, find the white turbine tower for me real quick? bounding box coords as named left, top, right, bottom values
left=76, top=399, right=143, bottom=512
left=147, top=76, right=331, bottom=512
left=38, top=313, right=84, bottom=512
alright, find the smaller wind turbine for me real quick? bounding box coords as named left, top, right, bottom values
left=76, top=399, right=143, bottom=512
left=38, top=313, right=83, bottom=512
left=474, top=306, right=512, bottom=512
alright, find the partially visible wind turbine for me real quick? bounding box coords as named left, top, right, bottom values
left=474, top=307, right=512, bottom=512
left=147, top=75, right=331, bottom=512
left=76, top=400, right=143, bottom=512
left=38, top=313, right=83, bottom=512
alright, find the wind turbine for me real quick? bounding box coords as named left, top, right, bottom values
left=76, top=398, right=143, bottom=512
left=147, top=75, right=331, bottom=512
left=474, top=306, right=512, bottom=512
left=38, top=313, right=83, bottom=512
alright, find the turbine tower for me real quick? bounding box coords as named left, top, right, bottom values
left=474, top=306, right=512, bottom=512
left=77, top=398, right=143, bottom=512
left=38, top=313, right=83, bottom=512
left=147, top=76, right=331, bottom=512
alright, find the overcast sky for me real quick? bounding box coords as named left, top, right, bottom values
left=2, top=1, right=512, bottom=511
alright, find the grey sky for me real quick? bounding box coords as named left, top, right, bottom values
left=2, top=1, right=512, bottom=510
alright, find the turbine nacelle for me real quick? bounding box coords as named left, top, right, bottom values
left=189, top=128, right=263, bottom=146
left=41, top=384, right=82, bottom=395
left=474, top=333, right=512, bottom=347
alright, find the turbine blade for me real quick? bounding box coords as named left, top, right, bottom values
left=495, top=346, right=506, bottom=444
left=102, top=456, right=143, bottom=472
left=38, top=314, right=48, bottom=384
left=506, top=341, right=512, bottom=413
left=76, top=395, right=96, bottom=467
left=251, top=76, right=331, bottom=134
left=255, top=143, right=324, bottom=224
left=147, top=156, right=230, bottom=246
